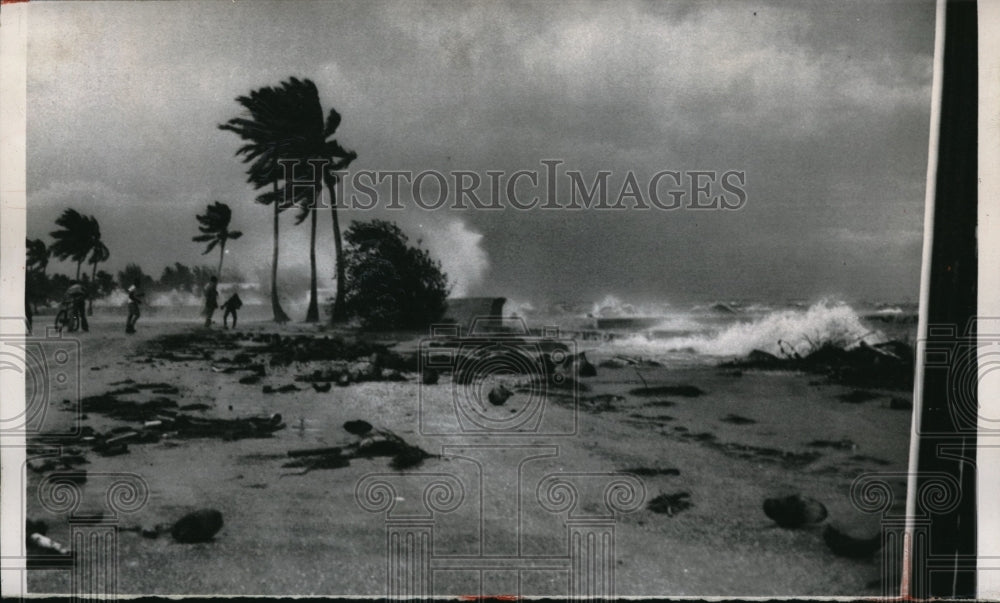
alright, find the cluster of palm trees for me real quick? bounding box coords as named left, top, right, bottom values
left=27, top=209, right=111, bottom=314
left=219, top=77, right=357, bottom=324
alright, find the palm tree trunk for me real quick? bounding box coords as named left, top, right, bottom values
left=325, top=174, right=346, bottom=324
left=217, top=240, right=226, bottom=280
left=271, top=183, right=290, bottom=324
left=305, top=194, right=319, bottom=322
left=88, top=261, right=97, bottom=315
left=75, top=261, right=82, bottom=281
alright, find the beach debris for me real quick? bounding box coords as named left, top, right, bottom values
left=721, top=414, right=756, bottom=425
left=890, top=397, right=913, bottom=410
left=647, top=492, right=692, bottom=516
left=311, top=382, right=332, bottom=393
left=421, top=368, right=440, bottom=385
left=287, top=445, right=343, bottom=458
left=27, top=518, right=48, bottom=536
left=344, top=420, right=373, bottom=436
left=621, top=467, right=681, bottom=477
left=823, top=522, right=881, bottom=558
left=807, top=438, right=855, bottom=451
left=849, top=454, right=891, bottom=466
left=575, top=352, right=597, bottom=378
left=762, top=494, right=828, bottom=528
left=837, top=390, right=880, bottom=404
left=262, top=384, right=300, bottom=394
left=171, top=509, right=224, bottom=543
left=283, top=428, right=432, bottom=474
left=629, top=385, right=705, bottom=398
left=178, top=403, right=211, bottom=412
left=487, top=384, right=514, bottom=406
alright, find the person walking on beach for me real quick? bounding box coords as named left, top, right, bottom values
left=125, top=281, right=144, bottom=334
left=221, top=292, right=242, bottom=329
left=202, top=276, right=219, bottom=327
left=66, top=281, right=89, bottom=332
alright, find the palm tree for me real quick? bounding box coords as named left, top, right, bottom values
left=193, top=201, right=243, bottom=279
left=320, top=108, right=358, bottom=323
left=26, top=239, right=49, bottom=275
left=219, top=84, right=299, bottom=323
left=86, top=241, right=109, bottom=315
left=220, top=77, right=355, bottom=323
left=49, top=209, right=100, bottom=280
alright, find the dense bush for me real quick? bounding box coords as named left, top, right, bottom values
left=339, top=220, right=450, bottom=330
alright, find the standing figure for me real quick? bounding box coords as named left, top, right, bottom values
left=221, top=292, right=243, bottom=329
left=66, top=281, right=89, bottom=332
left=125, top=281, right=144, bottom=334
left=202, top=276, right=219, bottom=327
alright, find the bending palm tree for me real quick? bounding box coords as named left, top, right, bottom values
left=193, top=201, right=243, bottom=278
left=86, top=241, right=109, bottom=315
left=320, top=108, right=358, bottom=323
left=222, top=77, right=356, bottom=323
left=26, top=238, right=49, bottom=275
left=50, top=209, right=100, bottom=280
left=219, top=85, right=297, bottom=323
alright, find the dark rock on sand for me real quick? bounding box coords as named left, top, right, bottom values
left=721, top=414, right=756, bottom=425
left=823, top=522, right=881, bottom=558
left=647, top=492, right=692, bottom=516
left=311, top=382, right=332, bottom=393
left=488, top=384, right=514, bottom=406
left=171, top=509, right=224, bottom=543
left=576, top=352, right=597, bottom=378
left=344, top=420, right=373, bottom=436
left=422, top=368, right=440, bottom=385
left=763, top=494, right=828, bottom=528
left=239, top=374, right=261, bottom=385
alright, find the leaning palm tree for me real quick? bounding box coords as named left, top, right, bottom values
left=219, top=84, right=298, bottom=323
left=221, top=77, right=355, bottom=323
left=86, top=241, right=109, bottom=315
left=320, top=108, right=358, bottom=323
left=26, top=238, right=49, bottom=275
left=193, top=201, right=243, bottom=279
left=49, top=209, right=100, bottom=280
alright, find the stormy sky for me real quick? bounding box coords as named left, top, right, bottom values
left=26, top=0, right=934, bottom=306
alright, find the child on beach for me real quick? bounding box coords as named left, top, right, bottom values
left=125, top=281, right=144, bottom=334
left=202, top=276, right=219, bottom=327
left=221, top=292, right=243, bottom=329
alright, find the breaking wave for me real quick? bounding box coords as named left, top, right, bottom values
left=607, top=299, right=885, bottom=358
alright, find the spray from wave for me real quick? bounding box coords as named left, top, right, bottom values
left=609, top=299, right=885, bottom=358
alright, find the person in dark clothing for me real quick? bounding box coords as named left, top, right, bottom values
left=221, top=292, right=243, bottom=329
left=126, top=281, right=144, bottom=334
left=66, top=282, right=88, bottom=332
left=202, top=276, right=219, bottom=327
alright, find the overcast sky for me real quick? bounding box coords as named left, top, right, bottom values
left=26, top=0, right=934, bottom=305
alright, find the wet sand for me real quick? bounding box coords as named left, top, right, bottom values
left=25, top=316, right=911, bottom=596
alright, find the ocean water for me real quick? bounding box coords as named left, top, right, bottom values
left=507, top=296, right=918, bottom=367
left=82, top=290, right=917, bottom=368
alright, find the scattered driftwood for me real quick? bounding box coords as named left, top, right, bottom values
left=283, top=428, right=432, bottom=474
left=629, top=385, right=705, bottom=398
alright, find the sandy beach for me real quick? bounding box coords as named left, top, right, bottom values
left=24, top=314, right=912, bottom=597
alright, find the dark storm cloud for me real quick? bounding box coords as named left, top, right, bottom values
left=26, top=0, right=934, bottom=304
